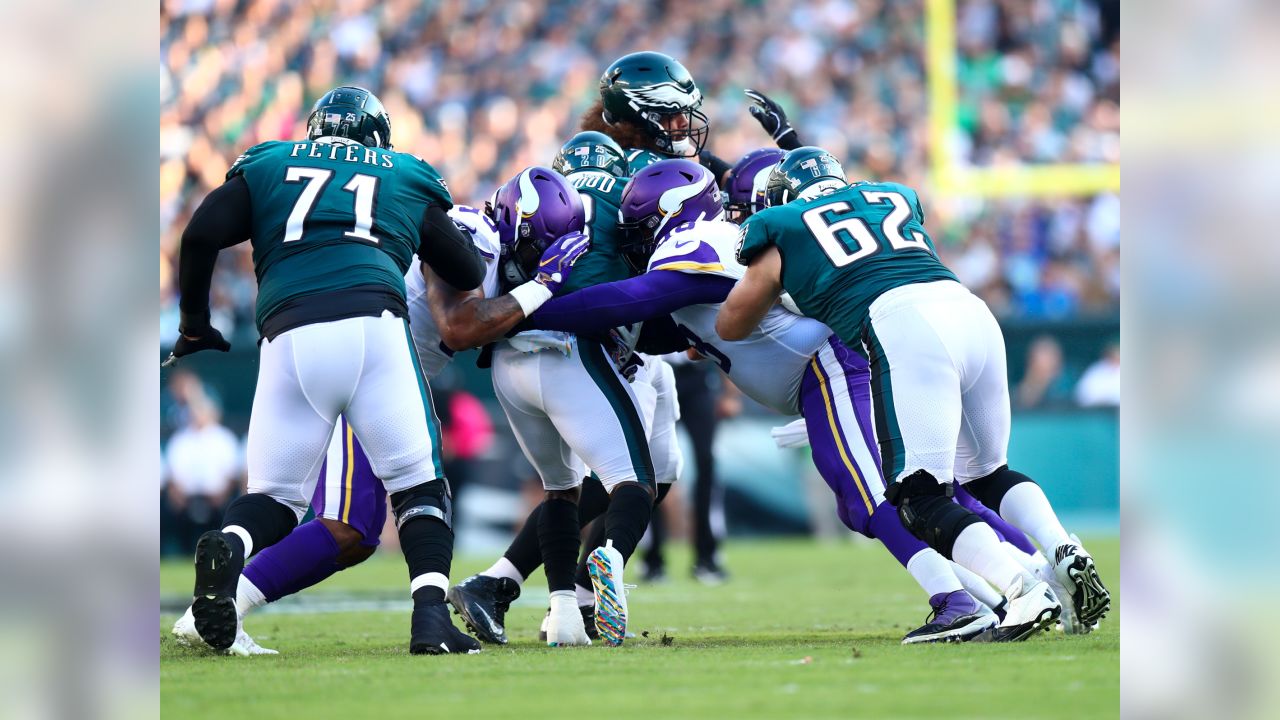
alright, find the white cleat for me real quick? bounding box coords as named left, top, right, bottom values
left=1052, top=536, right=1111, bottom=629
left=982, top=575, right=1061, bottom=642
left=587, top=540, right=630, bottom=646
left=172, top=606, right=276, bottom=656
left=544, top=591, right=592, bottom=647
left=1036, top=557, right=1084, bottom=634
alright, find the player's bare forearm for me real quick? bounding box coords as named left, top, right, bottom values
left=425, top=264, right=525, bottom=350
left=716, top=246, right=783, bottom=340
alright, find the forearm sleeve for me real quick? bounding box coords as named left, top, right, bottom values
left=528, top=271, right=736, bottom=333
left=177, top=175, right=251, bottom=326
left=419, top=204, right=485, bottom=291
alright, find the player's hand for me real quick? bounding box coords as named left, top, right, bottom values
left=745, top=89, right=796, bottom=144
left=165, top=325, right=231, bottom=366
left=534, top=231, right=590, bottom=294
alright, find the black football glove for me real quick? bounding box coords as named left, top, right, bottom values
left=745, top=89, right=799, bottom=148
left=163, top=320, right=231, bottom=367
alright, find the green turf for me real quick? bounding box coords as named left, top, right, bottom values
left=161, top=537, right=1118, bottom=720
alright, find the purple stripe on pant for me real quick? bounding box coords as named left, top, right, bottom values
left=311, top=418, right=389, bottom=547
left=953, top=483, right=1038, bottom=556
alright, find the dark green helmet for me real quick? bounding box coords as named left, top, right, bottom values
left=765, top=146, right=848, bottom=207
left=306, top=86, right=393, bottom=149
left=599, top=51, right=709, bottom=157
left=552, top=131, right=629, bottom=178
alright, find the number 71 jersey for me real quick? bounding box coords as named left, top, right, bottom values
left=736, top=181, right=956, bottom=346
left=227, top=139, right=453, bottom=333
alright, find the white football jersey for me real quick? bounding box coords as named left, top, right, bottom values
left=647, top=220, right=834, bottom=415
left=404, top=205, right=502, bottom=379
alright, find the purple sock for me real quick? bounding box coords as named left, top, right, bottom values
left=953, top=485, right=1039, bottom=556
left=868, top=499, right=929, bottom=568
left=242, top=519, right=343, bottom=602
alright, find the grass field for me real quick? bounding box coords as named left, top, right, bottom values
left=161, top=536, right=1118, bottom=719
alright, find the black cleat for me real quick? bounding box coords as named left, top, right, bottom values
left=691, top=562, right=729, bottom=586
left=446, top=574, right=521, bottom=644
left=902, top=590, right=998, bottom=644
left=191, top=530, right=243, bottom=651
left=410, top=601, right=482, bottom=655
left=539, top=604, right=599, bottom=642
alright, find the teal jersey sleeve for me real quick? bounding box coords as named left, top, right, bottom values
left=624, top=148, right=668, bottom=172
left=735, top=212, right=775, bottom=265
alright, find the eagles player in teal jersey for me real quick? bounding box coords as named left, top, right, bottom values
left=169, top=85, right=487, bottom=655
left=719, top=147, right=1111, bottom=641
left=580, top=52, right=802, bottom=179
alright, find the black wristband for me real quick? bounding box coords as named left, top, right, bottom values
left=698, top=150, right=733, bottom=181
left=775, top=129, right=803, bottom=151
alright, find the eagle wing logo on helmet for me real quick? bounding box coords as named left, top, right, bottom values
left=623, top=82, right=701, bottom=112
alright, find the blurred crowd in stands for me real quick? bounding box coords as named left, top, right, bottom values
left=161, top=0, right=1120, bottom=346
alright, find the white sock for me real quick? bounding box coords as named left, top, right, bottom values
left=950, top=562, right=1002, bottom=610
left=998, top=483, right=1072, bottom=552
left=575, top=583, right=594, bottom=608
left=223, top=525, right=253, bottom=558
left=235, top=575, right=267, bottom=618
left=481, top=557, right=525, bottom=585
left=905, top=549, right=964, bottom=597
left=1001, top=541, right=1040, bottom=573
left=951, top=523, right=1031, bottom=593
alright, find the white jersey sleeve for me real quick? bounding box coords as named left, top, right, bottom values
left=404, top=205, right=502, bottom=380
left=646, top=220, right=746, bottom=280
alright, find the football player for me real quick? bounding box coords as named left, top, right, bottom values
left=519, top=159, right=1006, bottom=643
left=447, top=133, right=684, bottom=646
left=717, top=147, right=1111, bottom=640
left=168, top=85, right=491, bottom=655
left=171, top=201, right=588, bottom=654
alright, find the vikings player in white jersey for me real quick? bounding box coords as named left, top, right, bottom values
left=172, top=203, right=588, bottom=654
left=523, top=159, right=1008, bottom=643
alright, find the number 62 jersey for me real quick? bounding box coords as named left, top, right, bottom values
left=735, top=180, right=956, bottom=346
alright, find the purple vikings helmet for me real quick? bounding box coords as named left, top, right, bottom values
left=487, top=166, right=586, bottom=287
left=723, top=148, right=785, bottom=223
left=617, top=159, right=722, bottom=271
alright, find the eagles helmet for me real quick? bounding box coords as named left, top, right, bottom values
left=765, top=146, right=848, bottom=207
left=617, top=159, right=721, bottom=272
left=723, top=148, right=785, bottom=223
left=551, top=131, right=629, bottom=178
left=487, top=167, right=586, bottom=288
left=599, top=51, right=710, bottom=157
left=306, top=86, right=393, bottom=149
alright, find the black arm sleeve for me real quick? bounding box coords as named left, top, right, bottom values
left=698, top=150, right=734, bottom=184
left=776, top=129, right=803, bottom=151
left=418, top=204, right=485, bottom=291
left=177, top=175, right=251, bottom=328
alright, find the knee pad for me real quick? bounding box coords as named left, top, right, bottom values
left=390, top=479, right=452, bottom=531
left=885, top=470, right=977, bottom=559
left=962, top=465, right=1034, bottom=512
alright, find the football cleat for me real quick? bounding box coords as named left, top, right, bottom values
left=544, top=592, right=592, bottom=647
left=540, top=605, right=599, bottom=642
left=981, top=575, right=1061, bottom=642
left=1053, top=537, right=1111, bottom=628
left=1036, top=556, right=1083, bottom=634
left=446, top=574, right=521, bottom=644
left=587, top=540, right=631, bottom=646
left=901, top=590, right=998, bottom=645
left=410, top=601, right=482, bottom=655
left=191, top=531, right=243, bottom=652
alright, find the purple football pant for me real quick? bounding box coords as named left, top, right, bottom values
left=242, top=417, right=388, bottom=603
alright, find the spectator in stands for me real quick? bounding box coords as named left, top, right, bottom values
left=161, top=390, right=242, bottom=555
left=1076, top=339, right=1121, bottom=407
left=1016, top=335, right=1074, bottom=409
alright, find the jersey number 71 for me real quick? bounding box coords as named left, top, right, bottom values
left=801, top=190, right=929, bottom=267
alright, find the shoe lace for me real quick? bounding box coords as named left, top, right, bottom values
left=924, top=597, right=948, bottom=625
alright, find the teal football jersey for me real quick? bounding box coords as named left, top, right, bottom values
left=737, top=181, right=956, bottom=344
left=560, top=170, right=632, bottom=293
left=226, top=140, right=452, bottom=331
left=624, top=147, right=668, bottom=172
